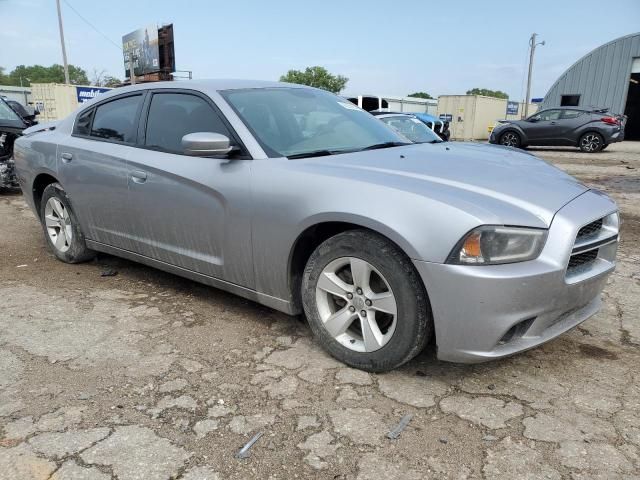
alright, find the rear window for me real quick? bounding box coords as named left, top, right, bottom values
left=561, top=110, right=584, bottom=119
left=90, top=95, right=142, bottom=143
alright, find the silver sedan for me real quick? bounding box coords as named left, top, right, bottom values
left=14, top=80, right=619, bottom=371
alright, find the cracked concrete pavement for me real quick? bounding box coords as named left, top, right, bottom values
left=1, top=142, right=639, bottom=479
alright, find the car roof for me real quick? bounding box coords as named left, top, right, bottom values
left=102, top=79, right=305, bottom=95
left=374, top=113, right=417, bottom=119
left=370, top=110, right=415, bottom=116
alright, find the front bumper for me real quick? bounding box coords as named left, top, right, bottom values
left=414, top=190, right=618, bottom=363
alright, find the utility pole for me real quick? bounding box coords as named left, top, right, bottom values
left=524, top=33, right=545, bottom=118
left=55, top=0, right=70, bottom=84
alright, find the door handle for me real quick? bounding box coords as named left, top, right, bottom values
left=550, top=121, right=557, bottom=125
left=60, top=152, right=73, bottom=163
left=130, top=170, right=147, bottom=184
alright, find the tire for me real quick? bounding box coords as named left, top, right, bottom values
left=40, top=183, right=95, bottom=263
left=601, top=144, right=608, bottom=150
left=579, top=132, right=604, bottom=153
left=302, top=230, right=432, bottom=372
left=499, top=131, right=521, bottom=148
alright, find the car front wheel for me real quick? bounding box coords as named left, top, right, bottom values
left=302, top=230, right=432, bottom=372
left=579, top=132, right=604, bottom=152
left=40, top=183, right=95, bottom=263
left=499, top=131, right=521, bottom=148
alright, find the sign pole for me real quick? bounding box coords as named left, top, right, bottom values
left=55, top=0, right=70, bottom=84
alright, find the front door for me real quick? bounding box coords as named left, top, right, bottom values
left=525, top=109, right=563, bottom=144
left=125, top=90, right=254, bottom=287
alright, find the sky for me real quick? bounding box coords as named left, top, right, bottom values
left=1, top=0, right=639, bottom=100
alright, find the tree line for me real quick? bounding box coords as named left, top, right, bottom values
left=1, top=63, right=510, bottom=100
left=0, top=64, right=121, bottom=87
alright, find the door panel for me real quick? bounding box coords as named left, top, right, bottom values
left=57, top=137, right=135, bottom=249
left=524, top=109, right=562, bottom=144
left=126, top=151, right=254, bottom=286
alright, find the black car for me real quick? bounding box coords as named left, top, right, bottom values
left=489, top=106, right=625, bottom=152
left=0, top=97, right=32, bottom=188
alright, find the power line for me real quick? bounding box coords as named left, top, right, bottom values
left=61, top=0, right=122, bottom=52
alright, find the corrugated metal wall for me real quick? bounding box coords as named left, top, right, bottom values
left=541, top=33, right=640, bottom=113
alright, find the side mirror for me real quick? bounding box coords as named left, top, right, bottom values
left=181, top=132, right=236, bottom=157
left=528, top=116, right=540, bottom=123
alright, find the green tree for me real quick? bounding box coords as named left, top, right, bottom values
left=466, top=88, right=509, bottom=99
left=279, top=66, right=348, bottom=93
left=102, top=76, right=122, bottom=88
left=407, top=91, right=433, bottom=99
left=2, top=64, right=89, bottom=86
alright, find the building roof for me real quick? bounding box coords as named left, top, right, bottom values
left=540, top=32, right=640, bottom=113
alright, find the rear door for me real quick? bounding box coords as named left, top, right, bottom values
left=57, top=93, right=145, bottom=249
left=524, top=109, right=563, bottom=144
left=558, top=109, right=589, bottom=144
left=125, top=89, right=254, bottom=286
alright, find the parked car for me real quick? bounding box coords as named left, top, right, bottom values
left=412, top=112, right=451, bottom=141
left=371, top=110, right=450, bottom=141
left=14, top=81, right=619, bottom=371
left=0, top=97, right=31, bottom=189
left=371, top=112, right=442, bottom=144
left=489, top=106, right=624, bottom=152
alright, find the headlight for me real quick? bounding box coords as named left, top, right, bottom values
left=447, top=226, right=547, bottom=265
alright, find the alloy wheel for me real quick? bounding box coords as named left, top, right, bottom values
left=44, top=197, right=73, bottom=253
left=500, top=132, right=519, bottom=147
left=315, top=256, right=397, bottom=352
left=581, top=134, right=601, bottom=152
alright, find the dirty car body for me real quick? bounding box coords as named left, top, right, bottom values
left=14, top=80, right=619, bottom=367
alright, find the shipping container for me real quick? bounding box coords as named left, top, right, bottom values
left=437, top=95, right=538, bottom=140
left=31, top=83, right=112, bottom=122
left=0, top=86, right=31, bottom=106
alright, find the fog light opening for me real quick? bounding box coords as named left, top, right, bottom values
left=498, top=317, right=536, bottom=345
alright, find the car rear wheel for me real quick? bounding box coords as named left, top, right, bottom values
left=302, top=230, right=432, bottom=372
left=499, top=131, right=521, bottom=148
left=40, top=183, right=95, bottom=263
left=579, top=132, right=604, bottom=152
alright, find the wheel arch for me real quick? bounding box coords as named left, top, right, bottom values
left=499, top=127, right=526, bottom=145
left=32, top=172, right=61, bottom=214
left=287, top=215, right=423, bottom=313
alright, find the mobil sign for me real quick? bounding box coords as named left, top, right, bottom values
left=76, top=86, right=111, bottom=104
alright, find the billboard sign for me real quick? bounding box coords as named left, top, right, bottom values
left=506, top=101, right=519, bottom=116
left=123, top=24, right=160, bottom=78
left=76, top=86, right=111, bottom=104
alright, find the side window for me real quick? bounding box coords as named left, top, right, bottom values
left=145, top=93, right=232, bottom=153
left=538, top=110, right=562, bottom=121
left=90, top=95, right=142, bottom=143
left=561, top=109, right=584, bottom=119
left=74, top=108, right=94, bottom=136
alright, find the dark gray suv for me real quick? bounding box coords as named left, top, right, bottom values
left=490, top=107, right=624, bottom=152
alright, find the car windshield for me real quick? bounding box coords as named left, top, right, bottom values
left=379, top=115, right=442, bottom=144
left=221, top=87, right=410, bottom=158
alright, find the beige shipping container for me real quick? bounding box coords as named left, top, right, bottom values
left=31, top=83, right=112, bottom=122
left=437, top=95, right=539, bottom=140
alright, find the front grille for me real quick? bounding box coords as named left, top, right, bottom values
left=568, top=249, right=598, bottom=269
left=577, top=219, right=603, bottom=240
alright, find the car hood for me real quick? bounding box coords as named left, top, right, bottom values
left=299, top=142, right=588, bottom=226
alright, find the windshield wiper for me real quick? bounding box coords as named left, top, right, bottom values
left=287, top=149, right=344, bottom=159
left=359, top=141, right=410, bottom=151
